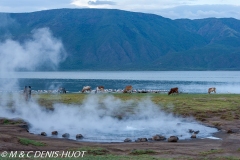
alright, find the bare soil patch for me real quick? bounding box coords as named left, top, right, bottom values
left=0, top=117, right=240, bottom=159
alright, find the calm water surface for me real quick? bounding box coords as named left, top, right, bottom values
left=1, top=71, right=240, bottom=93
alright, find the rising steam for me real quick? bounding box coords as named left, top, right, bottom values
left=0, top=28, right=67, bottom=91
left=0, top=28, right=66, bottom=72
left=0, top=95, right=218, bottom=142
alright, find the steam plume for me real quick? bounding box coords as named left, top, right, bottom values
left=0, top=28, right=67, bottom=91
left=0, top=95, right=217, bottom=142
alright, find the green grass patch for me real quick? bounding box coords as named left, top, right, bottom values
left=2, top=118, right=25, bottom=125
left=207, top=157, right=240, bottom=160
left=130, top=149, right=157, bottom=155
left=2, top=154, right=236, bottom=160
left=69, top=147, right=109, bottom=155
left=32, top=154, right=169, bottom=160
left=35, top=93, right=240, bottom=121
left=18, top=137, right=46, bottom=146
left=199, top=149, right=223, bottom=156
left=2, top=93, right=240, bottom=122
left=81, top=155, right=167, bottom=160
left=3, top=119, right=10, bottom=124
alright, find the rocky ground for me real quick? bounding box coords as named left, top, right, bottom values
left=0, top=117, right=240, bottom=159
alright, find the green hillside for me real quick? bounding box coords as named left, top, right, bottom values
left=0, top=9, right=240, bottom=70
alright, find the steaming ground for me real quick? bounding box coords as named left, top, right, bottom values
left=0, top=95, right=218, bottom=142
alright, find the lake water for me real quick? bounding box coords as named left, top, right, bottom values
left=1, top=71, right=240, bottom=93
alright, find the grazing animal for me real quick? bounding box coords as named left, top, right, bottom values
left=123, top=85, right=133, bottom=93
left=208, top=87, right=216, bottom=94
left=82, top=86, right=91, bottom=93
left=58, top=87, right=66, bottom=94
left=168, top=87, right=179, bottom=95
left=96, top=86, right=104, bottom=93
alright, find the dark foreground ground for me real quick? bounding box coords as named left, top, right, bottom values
left=0, top=118, right=240, bottom=160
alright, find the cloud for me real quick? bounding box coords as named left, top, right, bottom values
left=70, top=1, right=240, bottom=19
left=88, top=0, right=116, bottom=6
left=70, top=0, right=240, bottom=10
left=71, top=0, right=115, bottom=8
left=156, top=5, right=240, bottom=19
left=1, top=0, right=240, bottom=19
left=0, top=0, right=73, bottom=13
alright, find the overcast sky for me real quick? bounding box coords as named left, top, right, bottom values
left=0, top=0, right=240, bottom=20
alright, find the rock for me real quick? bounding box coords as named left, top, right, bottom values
left=189, top=129, right=199, bottom=134
left=52, top=131, right=58, bottom=135
left=16, top=120, right=31, bottom=131
left=227, top=129, right=234, bottom=133
left=62, top=133, right=70, bottom=138
left=189, top=129, right=194, bottom=133
left=76, top=134, right=83, bottom=139
left=19, top=124, right=29, bottom=131
left=152, top=134, right=166, bottom=141
left=124, top=138, right=132, bottom=142
left=140, top=138, right=148, bottom=142
left=135, top=138, right=148, bottom=142
left=167, top=136, right=179, bottom=142
left=41, top=132, right=47, bottom=136
left=234, top=115, right=239, bottom=119
left=148, top=138, right=153, bottom=141
left=191, top=134, right=197, bottom=138
left=227, top=129, right=239, bottom=134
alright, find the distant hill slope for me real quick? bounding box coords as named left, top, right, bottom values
left=0, top=9, right=240, bottom=70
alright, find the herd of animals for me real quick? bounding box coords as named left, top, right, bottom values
left=57, top=86, right=217, bottom=95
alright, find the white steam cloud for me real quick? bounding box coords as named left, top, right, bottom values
left=0, top=28, right=66, bottom=72
left=0, top=95, right=218, bottom=142
left=0, top=28, right=67, bottom=91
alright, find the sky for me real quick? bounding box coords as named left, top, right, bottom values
left=0, top=0, right=240, bottom=20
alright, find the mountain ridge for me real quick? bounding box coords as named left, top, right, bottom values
left=0, top=8, right=240, bottom=70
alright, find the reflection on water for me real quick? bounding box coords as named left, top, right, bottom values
left=0, top=71, right=240, bottom=93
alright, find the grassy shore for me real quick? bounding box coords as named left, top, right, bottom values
left=1, top=92, right=239, bottom=127
left=35, top=93, right=240, bottom=121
